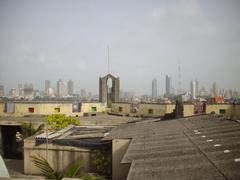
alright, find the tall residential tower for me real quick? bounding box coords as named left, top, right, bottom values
left=152, top=79, right=157, bottom=99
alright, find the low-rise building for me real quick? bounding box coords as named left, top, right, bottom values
left=0, top=101, right=107, bottom=117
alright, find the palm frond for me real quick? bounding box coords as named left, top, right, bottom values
left=31, top=155, right=63, bottom=180
left=65, top=160, right=84, bottom=178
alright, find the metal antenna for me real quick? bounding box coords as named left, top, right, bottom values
left=178, top=60, right=182, bottom=94
left=107, top=46, right=110, bottom=74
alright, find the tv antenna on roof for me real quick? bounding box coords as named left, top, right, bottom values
left=107, top=46, right=110, bottom=74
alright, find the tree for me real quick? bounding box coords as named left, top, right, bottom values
left=47, top=114, right=80, bottom=129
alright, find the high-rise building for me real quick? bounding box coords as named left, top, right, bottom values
left=18, top=84, right=23, bottom=97
left=67, top=80, right=74, bottom=96
left=212, top=82, right=219, bottom=97
left=152, top=79, right=157, bottom=99
left=0, top=85, right=4, bottom=97
left=165, top=75, right=173, bottom=96
left=195, top=80, right=199, bottom=96
left=24, top=83, right=34, bottom=99
left=190, top=80, right=197, bottom=99
left=57, top=79, right=68, bottom=98
left=80, top=89, right=86, bottom=98
left=9, top=88, right=17, bottom=98
left=199, top=87, right=208, bottom=97
left=45, top=80, right=51, bottom=95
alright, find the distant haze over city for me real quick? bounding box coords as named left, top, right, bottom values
left=0, top=0, right=240, bottom=95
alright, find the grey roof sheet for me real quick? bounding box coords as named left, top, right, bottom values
left=105, top=115, right=240, bottom=180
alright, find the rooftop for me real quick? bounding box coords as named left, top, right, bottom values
left=0, top=114, right=141, bottom=126
left=104, top=115, right=240, bottom=180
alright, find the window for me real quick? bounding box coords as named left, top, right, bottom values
left=219, top=109, right=226, bottom=114
left=148, top=109, right=154, bottom=114
left=91, top=107, right=97, bottom=112
left=54, top=107, right=60, bottom=113
left=119, top=107, right=123, bottom=112
left=28, top=107, right=34, bottom=113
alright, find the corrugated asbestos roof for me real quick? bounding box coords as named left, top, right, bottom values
left=104, top=115, right=240, bottom=180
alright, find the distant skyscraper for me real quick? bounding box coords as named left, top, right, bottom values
left=18, top=84, right=23, bottom=97
left=0, top=85, right=4, bottom=97
left=67, top=80, right=74, bottom=96
left=57, top=79, right=68, bottom=97
left=212, top=82, right=219, bottom=97
left=9, top=88, right=17, bottom=97
left=80, top=89, right=86, bottom=98
left=152, top=79, right=157, bottom=99
left=190, top=80, right=197, bottom=99
left=45, top=80, right=51, bottom=95
left=23, top=83, right=34, bottom=99
left=165, top=75, right=173, bottom=96
left=195, top=80, right=199, bottom=96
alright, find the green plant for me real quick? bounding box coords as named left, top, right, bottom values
left=21, top=123, right=44, bottom=139
left=31, top=155, right=105, bottom=180
left=47, top=114, right=80, bottom=129
left=92, top=149, right=111, bottom=177
left=31, top=155, right=63, bottom=180
left=65, top=160, right=84, bottom=178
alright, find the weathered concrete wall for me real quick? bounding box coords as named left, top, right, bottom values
left=112, top=139, right=131, bottom=180
left=0, top=103, right=4, bottom=113
left=24, top=138, right=92, bottom=175
left=111, top=103, right=132, bottom=114
left=137, top=103, right=169, bottom=117
left=231, top=105, right=240, bottom=118
left=14, top=103, right=74, bottom=116
left=183, top=104, right=195, bottom=117
left=81, top=102, right=107, bottom=114
left=0, top=102, right=107, bottom=117
left=166, top=104, right=175, bottom=114
left=206, top=104, right=232, bottom=116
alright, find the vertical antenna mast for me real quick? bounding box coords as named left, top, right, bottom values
left=178, top=60, right=182, bottom=94
left=107, top=46, right=110, bottom=74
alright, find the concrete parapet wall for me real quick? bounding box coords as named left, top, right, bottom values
left=183, top=104, right=194, bottom=117
left=112, top=139, right=131, bottom=180
left=0, top=102, right=107, bottom=117
left=24, top=138, right=91, bottom=175
left=206, top=104, right=232, bottom=116
left=206, top=104, right=240, bottom=118
left=111, top=103, right=132, bottom=114
left=137, top=103, right=177, bottom=117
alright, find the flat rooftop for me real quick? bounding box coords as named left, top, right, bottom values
left=104, top=115, right=240, bottom=180
left=0, top=114, right=141, bottom=126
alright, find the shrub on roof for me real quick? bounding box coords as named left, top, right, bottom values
left=47, top=114, right=80, bottom=129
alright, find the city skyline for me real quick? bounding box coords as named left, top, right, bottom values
left=1, top=77, right=240, bottom=98
left=1, top=0, right=240, bottom=94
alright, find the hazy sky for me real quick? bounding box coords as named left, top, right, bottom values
left=0, top=0, right=240, bottom=95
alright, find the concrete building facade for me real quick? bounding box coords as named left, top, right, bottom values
left=190, top=80, right=197, bottom=99
left=67, top=80, right=74, bottom=96
left=0, top=101, right=107, bottom=117
left=99, top=74, right=120, bottom=107
left=152, top=79, right=157, bottom=99
left=57, top=80, right=68, bottom=98
left=0, top=85, right=4, bottom=97
left=165, top=75, right=173, bottom=96
left=212, top=82, right=219, bottom=97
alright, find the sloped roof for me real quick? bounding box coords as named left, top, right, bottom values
left=104, top=115, right=240, bottom=180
